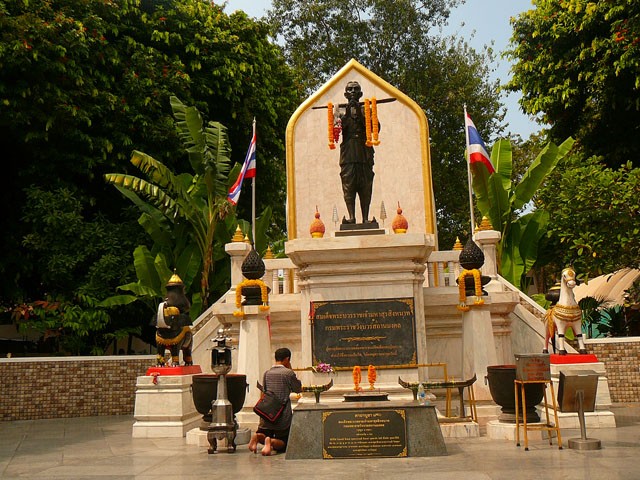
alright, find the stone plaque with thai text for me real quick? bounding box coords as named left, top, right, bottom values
left=322, top=409, right=407, bottom=458
left=310, top=298, right=417, bottom=368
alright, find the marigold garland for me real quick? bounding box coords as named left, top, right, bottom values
left=353, top=365, right=362, bottom=392
left=371, top=97, right=380, bottom=146
left=367, top=364, right=377, bottom=390
left=234, top=279, right=270, bottom=317
left=457, top=269, right=484, bottom=312
left=327, top=102, right=336, bottom=149
left=364, top=98, right=372, bottom=146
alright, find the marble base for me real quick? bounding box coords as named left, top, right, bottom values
left=486, top=407, right=615, bottom=441
left=553, top=410, right=616, bottom=429
left=286, top=400, right=447, bottom=459
left=550, top=361, right=613, bottom=408
left=438, top=420, right=480, bottom=438
left=132, top=373, right=200, bottom=438
left=486, top=420, right=557, bottom=441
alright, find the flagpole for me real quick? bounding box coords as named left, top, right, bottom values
left=463, top=104, right=476, bottom=235
left=251, top=118, right=256, bottom=247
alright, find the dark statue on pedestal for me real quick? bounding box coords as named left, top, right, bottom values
left=154, top=272, right=193, bottom=366
left=339, top=81, right=377, bottom=226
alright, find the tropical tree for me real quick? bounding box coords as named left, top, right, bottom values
left=506, top=0, right=640, bottom=168
left=105, top=96, right=235, bottom=312
left=535, top=156, right=640, bottom=279
left=266, top=0, right=504, bottom=248
left=0, top=0, right=298, bottom=355
left=0, top=0, right=298, bottom=308
left=471, top=137, right=575, bottom=289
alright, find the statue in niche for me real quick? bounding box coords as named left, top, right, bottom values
left=338, top=81, right=377, bottom=225
left=318, top=80, right=395, bottom=226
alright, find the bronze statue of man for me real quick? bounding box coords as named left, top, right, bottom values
left=339, top=81, right=377, bottom=224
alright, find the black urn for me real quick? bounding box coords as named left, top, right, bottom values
left=545, top=283, right=561, bottom=306
left=192, top=374, right=248, bottom=428
left=485, top=365, right=544, bottom=423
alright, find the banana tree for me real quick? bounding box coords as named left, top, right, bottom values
left=104, top=96, right=233, bottom=308
left=99, top=206, right=275, bottom=319
left=471, top=137, right=575, bottom=289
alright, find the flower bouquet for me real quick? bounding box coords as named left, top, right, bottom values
left=311, top=362, right=334, bottom=374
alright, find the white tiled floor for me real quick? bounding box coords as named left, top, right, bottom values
left=0, top=404, right=639, bottom=479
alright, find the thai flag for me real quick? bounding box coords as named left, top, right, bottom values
left=465, top=113, right=495, bottom=174
left=227, top=122, right=256, bottom=205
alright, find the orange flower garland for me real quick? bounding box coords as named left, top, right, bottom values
left=456, top=269, right=484, bottom=312
left=327, top=102, right=336, bottom=149
left=364, top=98, right=372, bottom=146
left=233, top=279, right=270, bottom=317
left=367, top=364, right=377, bottom=390
left=371, top=97, right=380, bottom=145
left=353, top=365, right=362, bottom=392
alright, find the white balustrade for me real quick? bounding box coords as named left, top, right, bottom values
left=426, top=250, right=461, bottom=287
left=263, top=258, right=299, bottom=295
left=224, top=241, right=500, bottom=292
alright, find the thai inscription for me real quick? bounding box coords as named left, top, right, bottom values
left=310, top=298, right=417, bottom=368
left=322, top=409, right=408, bottom=458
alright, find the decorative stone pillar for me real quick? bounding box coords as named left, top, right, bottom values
left=474, top=227, right=501, bottom=279
left=457, top=237, right=496, bottom=401
left=225, top=241, right=251, bottom=289
left=234, top=248, right=272, bottom=418
left=237, top=306, right=272, bottom=408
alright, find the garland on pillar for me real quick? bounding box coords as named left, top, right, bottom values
left=457, top=269, right=484, bottom=312
left=233, top=279, right=270, bottom=317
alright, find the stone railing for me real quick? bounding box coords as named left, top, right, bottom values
left=426, top=250, right=461, bottom=287
left=263, top=257, right=300, bottom=295
left=226, top=242, right=467, bottom=292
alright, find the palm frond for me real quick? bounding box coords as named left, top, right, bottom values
left=104, top=173, right=180, bottom=219
left=130, top=151, right=191, bottom=200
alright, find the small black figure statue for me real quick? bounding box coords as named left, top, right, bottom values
left=154, top=271, right=193, bottom=366
left=339, top=81, right=377, bottom=225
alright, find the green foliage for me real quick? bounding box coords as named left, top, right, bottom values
left=105, top=96, right=235, bottom=309
left=506, top=0, right=640, bottom=168
left=20, top=186, right=140, bottom=298
left=267, top=0, right=504, bottom=248
left=472, top=137, right=575, bottom=289
left=0, top=1, right=298, bottom=354
left=0, top=0, right=298, bottom=312
left=579, top=295, right=610, bottom=338
left=531, top=293, right=550, bottom=309
left=536, top=157, right=640, bottom=278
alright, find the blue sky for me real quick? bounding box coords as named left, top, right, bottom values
left=223, top=0, right=540, bottom=140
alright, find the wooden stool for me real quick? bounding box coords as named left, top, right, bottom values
left=514, top=379, right=562, bottom=451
